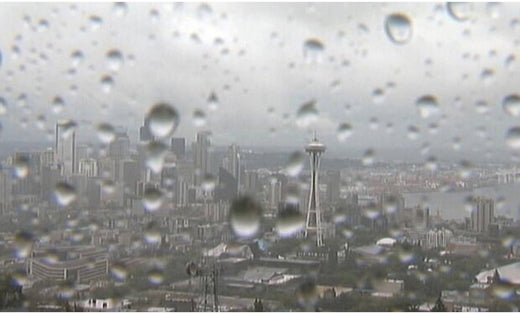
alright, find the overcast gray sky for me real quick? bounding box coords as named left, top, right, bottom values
left=0, top=2, right=519, bottom=162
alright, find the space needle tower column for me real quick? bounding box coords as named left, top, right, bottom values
left=304, top=133, right=326, bottom=247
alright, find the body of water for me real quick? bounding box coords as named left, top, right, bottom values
left=403, top=183, right=520, bottom=221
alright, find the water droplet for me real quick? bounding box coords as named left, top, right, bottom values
left=297, top=280, right=318, bottom=310
left=201, top=173, right=216, bottom=193
left=58, top=120, right=77, bottom=139
left=296, top=100, right=318, bottom=128
left=416, top=95, right=439, bottom=119
left=447, top=2, right=473, bottom=21
left=111, top=263, right=128, bottom=281
left=144, top=221, right=162, bottom=244
left=106, top=49, right=123, bottom=71
left=112, top=2, right=128, bottom=16
left=100, top=75, right=114, bottom=93
left=143, top=187, right=163, bottom=212
left=147, top=269, right=164, bottom=285
left=480, top=68, right=495, bottom=85
left=276, top=206, right=305, bottom=238
left=503, top=94, right=520, bottom=117
left=207, top=92, right=219, bottom=111
left=385, top=13, right=412, bottom=44
left=96, top=123, right=116, bottom=144
left=0, top=97, right=6, bottom=115
left=506, top=127, right=520, bottom=149
left=12, top=155, right=30, bottom=179
left=337, top=123, right=353, bottom=142
left=475, top=100, right=489, bottom=115
left=407, top=125, right=420, bottom=140
left=146, top=103, right=180, bottom=138
left=197, top=3, right=213, bottom=20
left=372, top=88, right=385, bottom=103
left=192, top=109, right=207, bottom=127
left=52, top=96, right=65, bottom=114
left=186, top=262, right=199, bottom=276
left=102, top=179, right=116, bottom=195
left=145, top=141, right=168, bottom=174
left=88, top=15, right=103, bottom=31
left=229, top=196, right=262, bottom=239
left=285, top=151, right=305, bottom=177
left=303, top=39, right=325, bottom=63
left=14, top=231, right=34, bottom=258
left=53, top=182, right=77, bottom=207
left=70, top=50, right=84, bottom=67
left=362, top=149, right=375, bottom=166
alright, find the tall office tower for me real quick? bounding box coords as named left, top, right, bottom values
left=176, top=176, right=189, bottom=207
left=108, top=130, right=130, bottom=161
left=268, top=177, right=282, bottom=210
left=55, top=122, right=76, bottom=176
left=304, top=134, right=326, bottom=247
left=40, top=164, right=60, bottom=200
left=326, top=170, right=341, bottom=204
left=471, top=198, right=494, bottom=233
left=244, top=170, right=259, bottom=196
left=78, top=158, right=99, bottom=177
left=223, top=144, right=241, bottom=193
left=119, top=159, right=139, bottom=194
left=76, top=144, right=89, bottom=167
left=39, top=148, right=55, bottom=169
left=0, top=171, right=12, bottom=216
left=139, top=117, right=153, bottom=142
left=215, top=167, right=238, bottom=202
left=194, top=131, right=211, bottom=185
left=171, top=137, right=186, bottom=160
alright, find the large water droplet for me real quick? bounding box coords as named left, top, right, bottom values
left=285, top=151, right=305, bottom=177
left=12, top=155, right=30, bottom=179
left=506, top=127, right=520, bottom=149
left=146, top=103, right=180, bottom=138
left=337, top=123, right=353, bottom=142
left=106, top=49, right=123, bottom=71
left=111, top=263, right=128, bottom=281
left=96, top=123, right=116, bottom=144
left=303, top=39, right=325, bottom=63
left=297, top=280, right=318, bottom=311
left=296, top=100, right=318, bottom=128
left=503, top=94, right=520, bottom=117
left=276, top=206, right=305, bottom=238
left=416, top=95, right=439, bottom=119
left=53, top=182, right=77, bottom=207
left=143, top=187, right=163, bottom=213
left=385, top=13, right=412, bottom=44
left=14, top=231, right=34, bottom=258
left=145, top=141, right=168, bottom=174
left=229, top=196, right=262, bottom=239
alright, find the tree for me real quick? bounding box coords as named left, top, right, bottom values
left=431, top=294, right=446, bottom=312
left=254, top=298, right=264, bottom=312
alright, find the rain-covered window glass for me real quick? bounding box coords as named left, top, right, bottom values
left=1, top=2, right=520, bottom=312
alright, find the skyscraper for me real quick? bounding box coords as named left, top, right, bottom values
left=223, top=144, right=240, bottom=195
left=304, top=134, right=325, bottom=247
left=139, top=117, right=153, bottom=142
left=471, top=198, right=494, bottom=233
left=194, top=131, right=211, bottom=185
left=171, top=137, right=186, bottom=160
left=55, top=122, right=76, bottom=176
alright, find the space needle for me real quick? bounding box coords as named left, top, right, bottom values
left=304, top=132, right=326, bottom=247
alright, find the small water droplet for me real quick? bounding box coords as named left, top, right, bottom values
left=88, top=15, right=103, bottom=31
left=303, top=39, right=325, bottom=63
left=14, top=231, right=34, bottom=258
left=447, top=2, right=473, bottom=21
left=111, top=263, right=128, bottom=281
left=480, top=68, right=495, bottom=85
left=285, top=151, right=305, bottom=177
left=96, top=123, right=116, bottom=144
left=58, top=120, right=77, bottom=139
left=53, top=182, right=77, bottom=207
left=146, top=103, right=180, bottom=138
left=192, top=109, right=207, bottom=127
left=71, top=50, right=84, bottom=67
left=506, top=127, right=520, bottom=149
left=100, top=75, right=114, bottom=93
left=112, top=2, right=128, bottom=16
left=0, top=97, right=7, bottom=115
left=144, top=221, right=162, bottom=244
left=197, top=3, right=213, bottom=20
left=407, top=125, right=420, bottom=140
left=372, top=88, right=385, bottom=104
left=207, top=92, right=219, bottom=111
left=12, top=155, right=30, bottom=179
left=503, top=94, right=520, bottom=117
left=362, top=149, right=375, bottom=166
left=106, top=49, right=123, bottom=72
left=297, top=280, right=318, bottom=311
left=416, top=95, right=439, bottom=119
left=296, top=100, right=318, bottom=128
left=52, top=96, right=65, bottom=114
left=337, top=123, right=353, bottom=142
left=229, top=196, right=262, bottom=239
left=201, top=173, right=216, bottom=193
left=385, top=13, right=412, bottom=44
left=143, top=187, right=163, bottom=212
left=147, top=268, right=164, bottom=285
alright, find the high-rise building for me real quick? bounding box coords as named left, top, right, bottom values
left=304, top=134, right=326, bottom=247
left=55, top=122, right=76, bottom=176
left=268, top=177, right=282, bottom=210
left=139, top=117, right=153, bottom=142
left=223, top=144, right=241, bottom=193
left=215, top=167, right=238, bottom=202
left=171, top=137, right=186, bottom=160
left=244, top=170, right=259, bottom=196
left=471, top=198, right=494, bottom=233
left=0, top=172, right=12, bottom=216
left=108, top=131, right=130, bottom=161
left=176, top=177, right=189, bottom=207
left=119, top=159, right=139, bottom=194
left=326, top=170, right=341, bottom=204
left=194, top=131, right=211, bottom=185
left=78, top=158, right=99, bottom=177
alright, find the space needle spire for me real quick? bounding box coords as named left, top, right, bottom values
left=304, top=133, right=325, bottom=247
